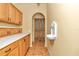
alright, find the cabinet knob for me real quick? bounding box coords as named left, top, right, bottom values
left=7, top=31, right=11, bottom=35
left=8, top=17, right=11, bottom=22
left=24, top=39, right=26, bottom=42
left=5, top=48, right=11, bottom=53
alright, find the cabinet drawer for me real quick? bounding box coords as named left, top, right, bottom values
left=0, top=41, right=18, bottom=56
left=8, top=47, right=18, bottom=56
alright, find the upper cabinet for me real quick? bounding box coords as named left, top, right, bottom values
left=0, top=3, right=22, bottom=25
left=9, top=4, right=22, bottom=25
left=8, top=4, right=16, bottom=24
left=15, top=7, right=22, bottom=25
left=0, top=4, right=9, bottom=22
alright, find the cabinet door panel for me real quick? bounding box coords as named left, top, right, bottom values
left=0, top=3, right=8, bottom=21
left=8, top=4, right=16, bottom=24
left=16, top=9, right=22, bottom=25
left=9, top=4, right=22, bottom=25
left=0, top=28, right=7, bottom=37
left=19, top=39, right=26, bottom=56
left=8, top=47, right=18, bottom=56
left=0, top=41, right=18, bottom=56
left=0, top=3, right=22, bottom=25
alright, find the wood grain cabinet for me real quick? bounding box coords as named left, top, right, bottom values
left=19, top=38, right=27, bottom=56
left=0, top=34, right=30, bottom=56
left=0, top=3, right=9, bottom=22
left=18, top=38, right=25, bottom=56
left=0, top=28, right=7, bottom=37
left=19, top=34, right=30, bottom=56
left=0, top=3, right=22, bottom=25
left=0, top=41, right=18, bottom=56
left=0, top=28, right=22, bottom=37
left=8, top=47, right=18, bottom=56
left=8, top=4, right=22, bottom=25
left=15, top=8, right=22, bottom=25
left=24, top=34, right=30, bottom=52
left=8, top=4, right=16, bottom=24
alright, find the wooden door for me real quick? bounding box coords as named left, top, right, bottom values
left=34, top=18, right=45, bottom=41
left=8, top=47, right=18, bottom=56
left=0, top=3, right=8, bottom=21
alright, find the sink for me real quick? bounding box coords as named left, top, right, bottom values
left=47, top=34, right=56, bottom=40
left=47, top=21, right=57, bottom=40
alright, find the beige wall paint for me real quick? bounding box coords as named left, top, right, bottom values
left=14, top=3, right=47, bottom=47
left=47, top=4, right=79, bottom=55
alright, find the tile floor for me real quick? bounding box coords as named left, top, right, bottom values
left=26, top=39, right=49, bottom=56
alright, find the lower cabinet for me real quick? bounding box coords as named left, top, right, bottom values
left=19, top=39, right=26, bottom=56
left=19, top=34, right=30, bottom=56
left=0, top=41, right=18, bottom=56
left=0, top=34, right=30, bottom=56
left=25, top=34, right=30, bottom=52
left=8, top=47, right=18, bottom=56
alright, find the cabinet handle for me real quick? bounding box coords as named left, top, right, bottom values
left=9, top=18, right=11, bottom=22
left=24, top=39, right=26, bottom=42
left=8, top=17, right=11, bottom=22
left=7, top=31, right=11, bottom=35
left=5, top=48, right=11, bottom=53
left=8, top=17, right=9, bottom=21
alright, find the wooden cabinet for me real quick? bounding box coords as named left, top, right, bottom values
left=19, top=39, right=24, bottom=56
left=19, top=38, right=26, bottom=56
left=0, top=28, right=7, bottom=37
left=0, top=41, right=18, bottom=56
left=19, top=34, right=30, bottom=56
left=0, top=3, right=9, bottom=22
left=0, top=28, right=22, bottom=37
left=24, top=34, right=30, bottom=53
left=0, top=34, right=30, bottom=56
left=0, top=3, right=22, bottom=25
left=8, top=47, right=18, bottom=56
left=8, top=4, right=16, bottom=24
left=15, top=8, right=22, bottom=25
left=8, top=4, right=22, bottom=25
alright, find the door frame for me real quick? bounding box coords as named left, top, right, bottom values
left=32, top=12, right=45, bottom=46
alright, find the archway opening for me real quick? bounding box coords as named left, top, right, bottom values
left=32, top=12, right=45, bottom=47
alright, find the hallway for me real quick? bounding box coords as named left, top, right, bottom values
left=26, top=39, right=49, bottom=56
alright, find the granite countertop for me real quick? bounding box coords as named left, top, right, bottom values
left=0, top=32, right=30, bottom=49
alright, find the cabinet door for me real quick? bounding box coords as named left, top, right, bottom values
left=0, top=41, right=18, bottom=56
left=24, top=37, right=29, bottom=52
left=24, top=35, right=30, bottom=54
left=0, top=3, right=8, bottom=22
left=16, top=9, right=22, bottom=25
left=0, top=28, right=7, bottom=37
left=19, top=38, right=28, bottom=56
left=19, top=39, right=25, bottom=56
left=8, top=4, right=16, bottom=24
left=25, top=35, right=30, bottom=48
left=19, top=35, right=30, bottom=56
left=9, top=4, right=22, bottom=25
left=8, top=47, right=18, bottom=56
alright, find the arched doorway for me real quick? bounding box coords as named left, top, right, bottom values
left=32, top=12, right=45, bottom=46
